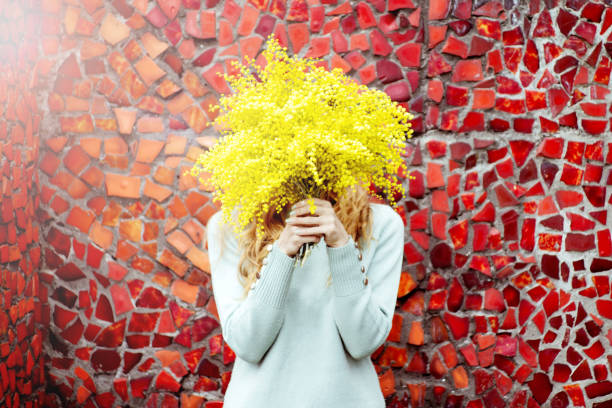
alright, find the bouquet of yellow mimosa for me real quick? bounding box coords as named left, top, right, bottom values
left=188, top=35, right=413, bottom=266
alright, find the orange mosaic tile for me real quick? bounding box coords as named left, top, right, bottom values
left=141, top=32, right=169, bottom=59
left=60, top=114, right=94, bottom=133
left=105, top=174, right=141, bottom=198
left=167, top=92, right=194, bottom=115
left=127, top=13, right=147, bottom=30
left=164, top=217, right=180, bottom=234
left=123, top=39, right=142, bottom=62
left=50, top=170, right=77, bottom=191
left=143, top=222, right=159, bottom=241
left=80, top=39, right=107, bottom=60
left=50, top=195, right=70, bottom=214
left=156, top=79, right=182, bottom=99
left=178, top=38, right=196, bottom=59
left=155, top=350, right=181, bottom=367
left=63, top=5, right=80, bottom=34
left=452, top=366, right=469, bottom=389
left=131, top=162, right=152, bottom=176
left=220, top=43, right=239, bottom=57
left=153, top=166, right=175, bottom=185
left=219, top=19, right=234, bottom=46
left=113, top=108, right=137, bottom=134
left=64, top=146, right=91, bottom=175
left=140, top=242, right=158, bottom=258
left=88, top=221, right=114, bottom=249
left=116, top=239, right=138, bottom=260
left=143, top=179, right=173, bottom=202
left=240, top=36, right=264, bottom=60
left=136, top=139, right=165, bottom=163
left=202, top=10, right=217, bottom=39
left=136, top=116, right=164, bottom=133
left=95, top=118, right=118, bottom=131
left=157, top=249, right=189, bottom=277
left=181, top=106, right=208, bottom=133
left=185, top=146, right=205, bottom=163
left=45, top=137, right=68, bottom=153
left=134, top=56, right=166, bottom=86
left=238, top=4, right=260, bottom=36
left=181, top=219, right=204, bottom=246
left=81, top=166, right=104, bottom=188
left=109, top=52, right=130, bottom=76
left=137, top=96, right=164, bottom=114
left=120, top=69, right=148, bottom=99
left=104, top=136, right=129, bottom=155
left=200, top=94, right=220, bottom=121
left=64, top=96, right=89, bottom=111
left=167, top=196, right=189, bottom=219
left=119, top=219, right=142, bottom=242
left=100, top=13, right=131, bottom=45
left=166, top=229, right=193, bottom=254
left=407, top=320, right=425, bottom=345
left=171, top=278, right=199, bottom=304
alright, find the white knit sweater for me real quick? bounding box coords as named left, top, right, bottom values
left=207, top=203, right=404, bottom=408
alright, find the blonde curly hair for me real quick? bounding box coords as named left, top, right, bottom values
left=214, top=184, right=375, bottom=300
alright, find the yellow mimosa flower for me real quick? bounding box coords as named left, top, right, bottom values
left=187, top=35, right=414, bottom=239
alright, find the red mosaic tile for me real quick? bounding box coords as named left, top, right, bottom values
left=427, top=50, right=452, bottom=77
left=476, top=18, right=501, bottom=40
left=469, top=36, right=494, bottom=57
left=452, top=60, right=483, bottom=82
left=495, top=98, right=526, bottom=114
left=396, top=43, right=421, bottom=67
left=442, top=35, right=468, bottom=59
left=446, top=85, right=469, bottom=106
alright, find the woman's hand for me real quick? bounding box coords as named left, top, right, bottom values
left=276, top=205, right=323, bottom=258
left=285, top=198, right=351, bottom=249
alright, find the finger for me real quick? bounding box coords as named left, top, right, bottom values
left=290, top=204, right=319, bottom=218
left=291, top=199, right=309, bottom=209
left=290, top=200, right=305, bottom=211
left=299, top=234, right=322, bottom=242
left=290, top=204, right=307, bottom=215
left=309, top=198, right=332, bottom=207
left=294, top=226, right=325, bottom=236
left=292, top=203, right=332, bottom=217
left=286, top=216, right=322, bottom=226
left=292, top=198, right=331, bottom=210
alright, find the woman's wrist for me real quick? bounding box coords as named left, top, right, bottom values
left=275, top=240, right=295, bottom=258
left=326, top=233, right=350, bottom=248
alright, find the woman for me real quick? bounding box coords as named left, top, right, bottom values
left=206, top=184, right=405, bottom=407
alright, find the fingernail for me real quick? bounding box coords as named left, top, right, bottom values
left=289, top=210, right=295, bottom=217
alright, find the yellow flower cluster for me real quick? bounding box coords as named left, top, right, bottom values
left=189, top=35, right=414, bottom=238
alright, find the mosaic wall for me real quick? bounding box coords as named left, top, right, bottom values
left=5, top=0, right=612, bottom=406
left=0, top=1, right=46, bottom=407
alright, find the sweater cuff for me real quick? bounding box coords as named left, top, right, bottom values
left=251, top=242, right=295, bottom=309
left=327, top=236, right=366, bottom=297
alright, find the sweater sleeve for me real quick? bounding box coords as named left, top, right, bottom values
left=206, top=211, right=295, bottom=364
left=327, top=205, right=404, bottom=360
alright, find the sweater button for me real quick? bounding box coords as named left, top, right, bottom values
left=266, top=244, right=273, bottom=252
left=256, top=272, right=261, bottom=279
left=358, top=252, right=363, bottom=261
left=361, top=265, right=365, bottom=273
left=364, top=277, right=368, bottom=286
